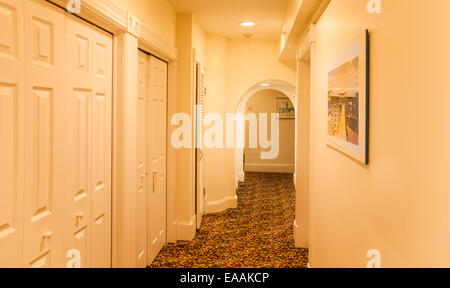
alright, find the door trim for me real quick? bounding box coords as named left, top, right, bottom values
left=48, top=0, right=177, bottom=61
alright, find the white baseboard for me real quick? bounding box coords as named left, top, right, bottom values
left=176, top=215, right=197, bottom=241
left=293, top=219, right=309, bottom=248
left=237, top=171, right=245, bottom=182
left=205, top=195, right=238, bottom=214
left=167, top=221, right=177, bottom=243
left=244, top=163, right=295, bottom=173
left=293, top=220, right=299, bottom=246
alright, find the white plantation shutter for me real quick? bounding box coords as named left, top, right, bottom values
left=199, top=65, right=207, bottom=128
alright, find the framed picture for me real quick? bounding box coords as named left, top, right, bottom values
left=276, top=97, right=295, bottom=119
left=327, top=30, right=369, bottom=165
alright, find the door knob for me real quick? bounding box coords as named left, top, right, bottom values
left=42, top=231, right=53, bottom=239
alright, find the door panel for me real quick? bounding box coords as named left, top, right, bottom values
left=22, top=0, right=65, bottom=268
left=65, top=16, right=93, bottom=268
left=90, top=26, right=112, bottom=268
left=65, top=14, right=112, bottom=268
left=147, top=56, right=167, bottom=264
left=136, top=51, right=148, bottom=268
left=0, top=0, right=24, bottom=268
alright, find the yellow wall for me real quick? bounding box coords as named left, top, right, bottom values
left=204, top=35, right=229, bottom=206
left=226, top=39, right=296, bottom=113
left=304, top=0, right=450, bottom=267
left=113, top=0, right=177, bottom=47
left=244, top=89, right=295, bottom=173
left=192, top=17, right=207, bottom=63
left=281, top=0, right=303, bottom=52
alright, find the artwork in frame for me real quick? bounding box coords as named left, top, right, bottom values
left=276, top=97, right=295, bottom=119
left=327, top=30, right=369, bottom=165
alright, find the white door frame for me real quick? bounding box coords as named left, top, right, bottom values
left=48, top=0, right=178, bottom=268
left=293, top=25, right=315, bottom=254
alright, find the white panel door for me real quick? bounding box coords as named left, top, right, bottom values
left=147, top=56, right=167, bottom=264
left=136, top=51, right=148, bottom=267
left=90, top=23, right=112, bottom=269
left=0, top=0, right=24, bottom=268
left=22, top=0, right=65, bottom=268
left=65, top=14, right=112, bottom=268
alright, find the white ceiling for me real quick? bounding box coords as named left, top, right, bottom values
left=167, top=0, right=290, bottom=39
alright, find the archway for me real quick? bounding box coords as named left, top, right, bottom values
left=234, top=79, right=296, bottom=189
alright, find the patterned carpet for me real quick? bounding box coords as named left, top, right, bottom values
left=150, top=172, right=308, bottom=268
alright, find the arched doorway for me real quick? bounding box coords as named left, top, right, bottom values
left=234, top=80, right=296, bottom=188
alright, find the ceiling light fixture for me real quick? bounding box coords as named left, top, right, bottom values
left=240, top=21, right=255, bottom=27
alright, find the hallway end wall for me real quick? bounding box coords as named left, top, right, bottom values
left=244, top=89, right=296, bottom=173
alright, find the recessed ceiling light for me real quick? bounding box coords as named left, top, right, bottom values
left=240, top=21, right=255, bottom=27
left=260, top=83, right=270, bottom=87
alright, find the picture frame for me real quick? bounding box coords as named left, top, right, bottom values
left=276, top=97, right=295, bottom=119
left=327, top=30, right=369, bottom=165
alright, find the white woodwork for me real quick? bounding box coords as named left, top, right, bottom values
left=0, top=0, right=24, bottom=268
left=111, top=32, right=139, bottom=268
left=195, top=63, right=206, bottom=229
left=22, top=0, right=65, bottom=268
left=136, top=50, right=148, bottom=267
left=147, top=55, right=168, bottom=265
left=48, top=0, right=177, bottom=61
left=0, top=0, right=113, bottom=268
left=65, top=14, right=112, bottom=268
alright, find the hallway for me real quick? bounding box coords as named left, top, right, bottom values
left=151, top=173, right=308, bottom=268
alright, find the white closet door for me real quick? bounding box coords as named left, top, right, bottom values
left=22, top=0, right=65, bottom=268
left=90, top=24, right=112, bottom=269
left=136, top=51, right=148, bottom=267
left=65, top=14, right=112, bottom=268
left=147, top=56, right=167, bottom=264
left=0, top=0, right=24, bottom=268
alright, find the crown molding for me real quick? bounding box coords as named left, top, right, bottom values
left=140, top=23, right=177, bottom=61
left=279, top=0, right=329, bottom=61
left=49, top=0, right=177, bottom=61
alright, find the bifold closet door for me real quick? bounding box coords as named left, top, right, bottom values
left=0, top=0, right=25, bottom=268
left=22, top=0, right=66, bottom=268
left=147, top=56, right=168, bottom=264
left=65, top=14, right=112, bottom=268
left=0, top=0, right=112, bottom=268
